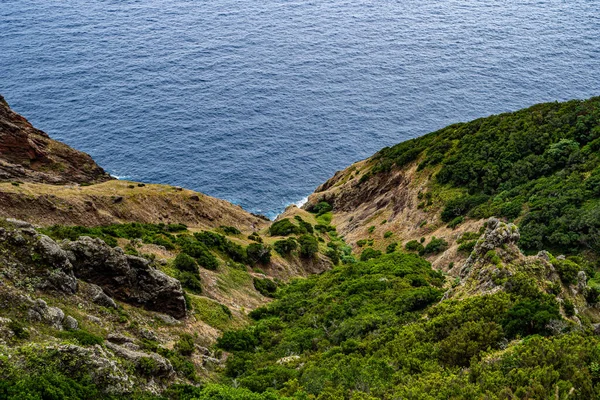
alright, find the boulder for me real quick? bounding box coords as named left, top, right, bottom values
left=89, top=283, right=118, bottom=309
left=63, top=237, right=186, bottom=318
left=28, top=299, right=65, bottom=330
left=64, top=315, right=79, bottom=330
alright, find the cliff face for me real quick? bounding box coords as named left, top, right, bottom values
left=0, top=95, right=112, bottom=184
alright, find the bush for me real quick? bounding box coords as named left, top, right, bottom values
left=269, top=219, right=298, bottom=236
left=386, top=243, right=398, bottom=253
left=181, top=241, right=219, bottom=270
left=173, top=253, right=198, bottom=273
left=273, top=238, right=297, bottom=256
left=247, top=243, right=272, bottom=264
left=178, top=271, right=203, bottom=294
left=563, top=300, right=575, bottom=317
left=457, top=240, right=477, bottom=254
left=325, top=248, right=340, bottom=265
left=311, top=201, right=333, bottom=216
left=220, top=225, right=241, bottom=235
left=356, top=239, right=367, bottom=247
left=298, top=235, right=319, bottom=259
left=405, top=240, right=424, bottom=253
left=175, top=333, right=195, bottom=356
left=384, top=231, right=393, bottom=238
left=58, top=330, right=104, bottom=346
left=447, top=216, right=464, bottom=229
left=360, top=248, right=382, bottom=262
left=8, top=321, right=29, bottom=340
left=420, top=237, right=448, bottom=255
left=554, top=259, right=581, bottom=284
left=254, top=277, right=278, bottom=297
left=441, top=195, right=489, bottom=222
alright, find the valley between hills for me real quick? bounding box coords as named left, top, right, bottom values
left=0, top=94, right=599, bottom=399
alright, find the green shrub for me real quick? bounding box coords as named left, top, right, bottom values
left=273, top=238, right=297, bottom=256
left=405, top=240, right=424, bottom=253
left=384, top=231, right=393, bottom=238
left=325, top=248, right=340, bottom=265
left=58, top=330, right=104, bottom=346
left=447, top=216, right=464, bottom=229
left=253, top=277, right=278, bottom=297
left=173, top=253, right=198, bottom=273
left=441, top=195, right=489, bottom=222
left=311, top=201, right=333, bottom=216
left=269, top=219, right=298, bottom=236
left=356, top=239, right=367, bottom=247
left=360, top=247, right=382, bottom=262
left=246, top=243, right=272, bottom=264
left=457, top=240, right=477, bottom=254
left=181, top=241, right=218, bottom=270
left=8, top=321, right=29, bottom=340
left=563, top=300, right=575, bottom=317
left=420, top=237, right=448, bottom=255
left=368, top=226, right=376, bottom=234
left=553, top=259, right=581, bottom=284
left=386, top=242, right=398, bottom=253
left=298, top=235, right=319, bottom=259
left=178, top=271, right=203, bottom=294
left=175, top=333, right=195, bottom=356
left=220, top=225, right=241, bottom=235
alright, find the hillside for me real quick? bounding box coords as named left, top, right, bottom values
left=299, top=97, right=600, bottom=271
left=1, top=96, right=600, bottom=399
left=0, top=95, right=112, bottom=185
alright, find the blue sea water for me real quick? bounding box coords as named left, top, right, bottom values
left=1, top=0, right=599, bottom=218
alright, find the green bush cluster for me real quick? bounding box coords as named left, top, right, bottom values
left=209, top=250, right=599, bottom=398
left=273, top=238, right=298, bottom=256
left=247, top=243, right=272, bottom=265
left=253, top=277, right=278, bottom=297
left=370, top=98, right=600, bottom=258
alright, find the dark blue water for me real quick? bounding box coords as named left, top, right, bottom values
left=2, top=0, right=599, bottom=218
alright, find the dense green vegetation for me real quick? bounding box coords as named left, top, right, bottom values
left=368, top=97, right=600, bottom=258
left=212, top=251, right=600, bottom=399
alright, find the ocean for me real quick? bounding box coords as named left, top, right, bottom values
left=1, top=0, right=599, bottom=218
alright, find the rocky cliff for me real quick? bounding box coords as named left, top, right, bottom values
left=0, top=95, right=112, bottom=184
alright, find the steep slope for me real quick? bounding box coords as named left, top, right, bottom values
left=0, top=95, right=112, bottom=184
left=300, top=97, right=600, bottom=270
left=211, top=219, right=600, bottom=399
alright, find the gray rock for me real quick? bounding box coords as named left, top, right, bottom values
left=6, top=218, right=34, bottom=229
left=107, top=332, right=135, bottom=344
left=155, top=313, right=181, bottom=325
left=64, top=315, right=79, bottom=330
left=34, top=234, right=78, bottom=294
left=105, top=342, right=173, bottom=377
left=63, top=237, right=186, bottom=318
left=578, top=271, right=588, bottom=292
left=28, top=299, right=65, bottom=330
left=139, top=328, right=158, bottom=341
left=461, top=218, right=521, bottom=277
left=53, top=344, right=133, bottom=394
left=537, top=250, right=551, bottom=261
left=89, top=284, right=118, bottom=309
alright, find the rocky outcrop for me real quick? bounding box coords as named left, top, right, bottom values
left=1, top=221, right=186, bottom=318
left=63, top=237, right=187, bottom=319
left=105, top=342, right=174, bottom=377
left=460, top=218, right=521, bottom=277
left=27, top=298, right=78, bottom=330
left=0, top=94, right=112, bottom=184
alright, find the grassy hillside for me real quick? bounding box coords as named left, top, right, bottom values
left=368, top=97, right=600, bottom=257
